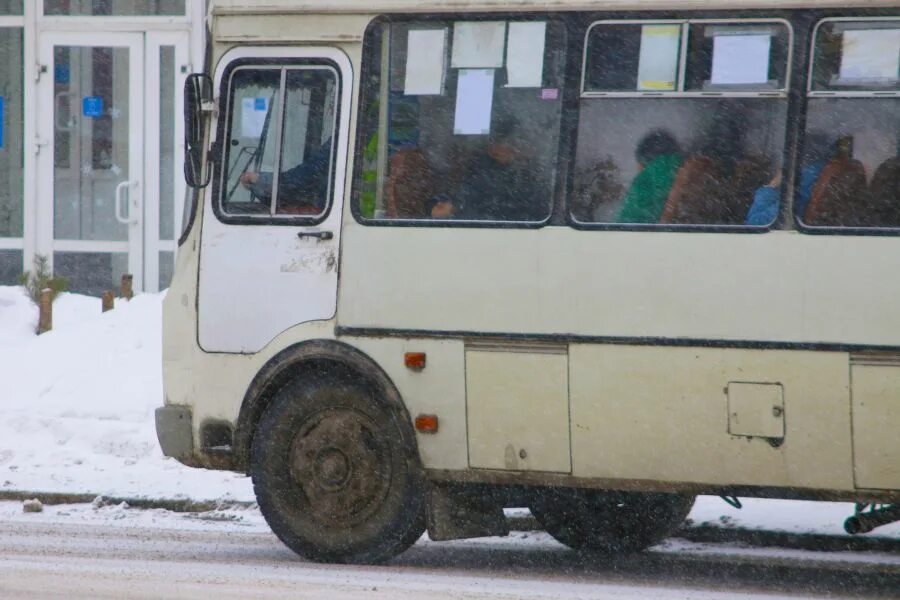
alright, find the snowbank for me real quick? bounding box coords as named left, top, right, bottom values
left=0, top=286, right=253, bottom=501
left=0, top=285, right=897, bottom=539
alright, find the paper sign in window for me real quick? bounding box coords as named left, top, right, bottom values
left=404, top=29, right=447, bottom=95
left=454, top=69, right=494, bottom=135
left=637, top=25, right=681, bottom=91
left=711, top=35, right=772, bottom=85
left=839, top=29, right=900, bottom=83
left=506, top=22, right=546, bottom=88
left=241, top=97, right=268, bottom=138
left=451, top=22, right=506, bottom=69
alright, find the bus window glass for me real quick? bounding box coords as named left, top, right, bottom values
left=273, top=68, right=337, bottom=217
left=221, top=68, right=281, bottom=214
left=573, top=21, right=789, bottom=227
left=684, top=23, right=789, bottom=92
left=583, top=23, right=683, bottom=93
left=801, top=21, right=900, bottom=228
left=220, top=66, right=338, bottom=219
left=357, top=20, right=565, bottom=223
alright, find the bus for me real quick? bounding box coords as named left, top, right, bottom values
left=157, top=0, right=900, bottom=564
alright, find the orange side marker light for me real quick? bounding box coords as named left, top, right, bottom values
left=415, top=414, right=439, bottom=434
left=404, top=352, right=426, bottom=370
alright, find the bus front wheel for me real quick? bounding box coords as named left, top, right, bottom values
left=251, top=373, right=425, bottom=564
left=529, top=488, right=694, bottom=554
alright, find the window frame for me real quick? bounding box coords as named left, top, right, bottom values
left=212, top=57, right=342, bottom=227
left=807, top=16, right=900, bottom=98
left=797, top=16, right=900, bottom=236
left=350, top=14, right=569, bottom=229
left=581, top=18, right=794, bottom=99
left=571, top=17, right=794, bottom=233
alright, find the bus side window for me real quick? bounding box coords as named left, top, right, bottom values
left=356, top=20, right=566, bottom=224
left=801, top=20, right=900, bottom=229
left=573, top=21, right=790, bottom=228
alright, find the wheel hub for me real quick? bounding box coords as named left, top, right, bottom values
left=313, top=447, right=351, bottom=490
left=289, top=407, right=392, bottom=526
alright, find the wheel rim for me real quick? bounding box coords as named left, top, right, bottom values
left=288, top=407, right=393, bottom=527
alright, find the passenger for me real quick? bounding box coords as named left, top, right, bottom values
left=801, top=135, right=870, bottom=226
left=239, top=136, right=333, bottom=212
left=385, top=147, right=433, bottom=218
left=616, top=130, right=682, bottom=224
left=745, top=171, right=782, bottom=226
left=427, top=193, right=456, bottom=219
left=869, top=148, right=900, bottom=226
left=436, top=117, right=545, bottom=221
left=661, top=112, right=754, bottom=224
left=794, top=132, right=833, bottom=219
left=744, top=133, right=832, bottom=226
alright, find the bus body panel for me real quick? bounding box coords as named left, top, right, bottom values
left=570, top=344, right=853, bottom=490
left=850, top=365, right=900, bottom=490
left=338, top=225, right=900, bottom=349
left=465, top=345, right=572, bottom=473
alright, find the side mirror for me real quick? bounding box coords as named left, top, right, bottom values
left=184, top=73, right=213, bottom=188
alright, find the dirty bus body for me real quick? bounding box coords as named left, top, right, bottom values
left=158, top=0, right=900, bottom=563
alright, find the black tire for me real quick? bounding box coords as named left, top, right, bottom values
left=251, top=373, right=425, bottom=564
left=529, top=488, right=694, bottom=554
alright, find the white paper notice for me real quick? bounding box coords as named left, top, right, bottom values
left=505, top=22, right=546, bottom=88
left=451, top=22, right=506, bottom=69
left=404, top=29, right=447, bottom=95
left=711, top=35, right=772, bottom=85
left=637, top=25, right=681, bottom=91
left=840, top=29, right=900, bottom=82
left=453, top=69, right=494, bottom=135
left=241, top=97, right=269, bottom=138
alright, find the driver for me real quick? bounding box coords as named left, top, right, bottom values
left=239, top=136, right=333, bottom=213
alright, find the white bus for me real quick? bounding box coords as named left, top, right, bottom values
left=157, top=0, right=900, bottom=563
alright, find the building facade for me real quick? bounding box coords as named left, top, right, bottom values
left=0, top=0, right=205, bottom=295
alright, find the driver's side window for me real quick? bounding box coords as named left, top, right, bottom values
left=219, top=63, right=339, bottom=220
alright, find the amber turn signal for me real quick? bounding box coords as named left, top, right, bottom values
left=404, top=352, right=426, bottom=370
left=414, top=414, right=439, bottom=434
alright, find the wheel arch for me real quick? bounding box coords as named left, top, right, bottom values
left=234, top=338, right=415, bottom=473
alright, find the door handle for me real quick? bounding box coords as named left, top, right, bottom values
left=297, top=230, right=333, bottom=241
left=115, top=180, right=139, bottom=225
left=54, top=92, right=78, bottom=132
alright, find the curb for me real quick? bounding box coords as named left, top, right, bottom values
left=0, top=490, right=255, bottom=513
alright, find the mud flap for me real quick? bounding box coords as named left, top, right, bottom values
left=425, top=483, right=510, bottom=541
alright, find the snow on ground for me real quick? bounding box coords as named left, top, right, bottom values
left=0, top=285, right=897, bottom=541
left=0, top=285, right=253, bottom=502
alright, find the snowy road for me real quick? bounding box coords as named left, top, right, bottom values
left=1, top=519, right=898, bottom=600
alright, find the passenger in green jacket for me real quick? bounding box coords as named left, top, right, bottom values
left=617, top=130, right=683, bottom=224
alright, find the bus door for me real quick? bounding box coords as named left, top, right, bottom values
left=197, top=48, right=352, bottom=353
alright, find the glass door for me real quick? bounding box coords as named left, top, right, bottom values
left=38, top=32, right=144, bottom=296
left=146, top=32, right=189, bottom=293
